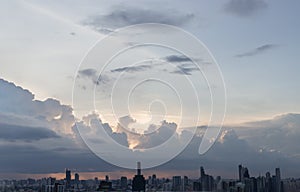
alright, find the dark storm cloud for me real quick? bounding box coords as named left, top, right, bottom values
left=83, top=6, right=194, bottom=32
left=224, top=0, right=268, bottom=17
left=161, top=129, right=300, bottom=178
left=2, top=78, right=300, bottom=177
left=235, top=44, right=278, bottom=58
left=0, top=123, right=59, bottom=141
left=0, top=144, right=117, bottom=173
left=110, top=64, right=152, bottom=73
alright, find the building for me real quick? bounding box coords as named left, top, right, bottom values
left=98, top=180, right=112, bottom=191
left=54, top=183, right=64, bottom=192
left=132, top=162, right=146, bottom=192
left=65, top=169, right=71, bottom=188
left=172, top=176, right=181, bottom=191
left=75, top=173, right=79, bottom=184
left=276, top=168, right=281, bottom=192
left=238, top=164, right=250, bottom=183
left=120, top=176, right=128, bottom=190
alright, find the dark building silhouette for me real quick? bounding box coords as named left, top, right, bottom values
left=54, top=183, right=64, bottom=192
left=239, top=164, right=250, bottom=182
left=193, top=166, right=215, bottom=191
left=65, top=169, right=71, bottom=188
left=98, top=180, right=112, bottom=191
left=236, top=165, right=283, bottom=192
left=132, top=162, right=146, bottom=192
left=75, top=173, right=79, bottom=184
left=120, top=176, right=128, bottom=190
left=276, top=167, right=281, bottom=192
left=172, top=176, right=181, bottom=191
left=200, top=166, right=214, bottom=191
left=183, top=176, right=188, bottom=191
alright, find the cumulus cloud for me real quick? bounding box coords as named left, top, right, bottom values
left=235, top=44, right=278, bottom=58
left=2, top=78, right=300, bottom=177
left=74, top=113, right=129, bottom=147
left=0, top=79, right=74, bottom=135
left=235, top=113, right=300, bottom=158
left=224, top=0, right=268, bottom=17
left=161, top=128, right=300, bottom=178
left=0, top=79, right=125, bottom=173
left=135, top=120, right=177, bottom=149
left=83, top=5, right=194, bottom=32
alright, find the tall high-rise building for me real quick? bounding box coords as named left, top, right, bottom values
left=238, top=164, right=242, bottom=182
left=152, top=174, right=157, bottom=187
left=198, top=166, right=215, bottom=191
left=238, top=164, right=250, bottom=182
left=65, top=169, right=71, bottom=188
left=132, top=162, right=146, bottom=192
left=120, top=176, right=127, bottom=190
left=183, top=176, right=188, bottom=191
left=172, top=176, right=182, bottom=191
left=200, top=166, right=205, bottom=178
left=275, top=168, right=281, bottom=192
left=75, top=173, right=79, bottom=184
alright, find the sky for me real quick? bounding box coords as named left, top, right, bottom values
left=0, top=0, right=300, bottom=179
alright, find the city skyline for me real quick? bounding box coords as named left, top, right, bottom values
left=0, top=163, right=294, bottom=192
left=0, top=0, right=300, bottom=186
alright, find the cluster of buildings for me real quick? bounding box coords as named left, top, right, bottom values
left=0, top=163, right=300, bottom=192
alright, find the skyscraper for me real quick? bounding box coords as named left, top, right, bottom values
left=172, top=176, right=182, bottom=191
left=120, top=176, right=127, bottom=190
left=275, top=168, right=281, bottom=192
left=132, top=162, right=146, bottom=192
left=75, top=173, right=79, bottom=184
left=65, top=169, right=71, bottom=188
left=238, top=164, right=242, bottom=182
left=238, top=164, right=250, bottom=183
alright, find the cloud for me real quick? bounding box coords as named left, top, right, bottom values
left=134, top=120, right=178, bottom=149
left=74, top=113, right=129, bottom=147
left=77, top=68, right=110, bottom=85
left=171, top=65, right=200, bottom=75
left=83, top=5, right=194, bottom=32
left=235, top=44, right=278, bottom=58
left=235, top=113, right=300, bottom=158
left=110, top=64, right=152, bottom=73
left=0, top=79, right=74, bottom=135
left=164, top=55, right=192, bottom=63
left=224, top=0, right=268, bottom=17
left=0, top=79, right=125, bottom=174
left=0, top=144, right=117, bottom=173
left=93, top=55, right=203, bottom=76
left=2, top=78, right=300, bottom=177
left=163, top=54, right=206, bottom=75
left=0, top=123, right=59, bottom=141
left=78, top=68, right=97, bottom=77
